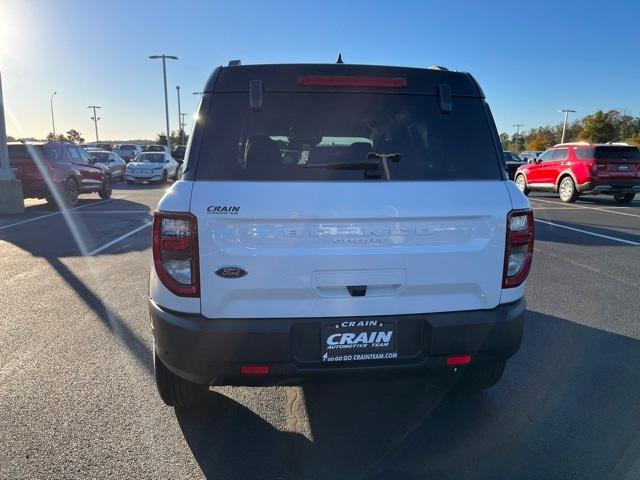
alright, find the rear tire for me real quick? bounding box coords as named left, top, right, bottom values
left=515, top=174, right=529, bottom=195
left=98, top=176, right=112, bottom=199
left=64, top=177, right=79, bottom=207
left=154, top=352, right=207, bottom=408
left=558, top=176, right=578, bottom=203
left=161, top=170, right=168, bottom=184
left=444, top=360, right=506, bottom=392
left=614, top=193, right=635, bottom=203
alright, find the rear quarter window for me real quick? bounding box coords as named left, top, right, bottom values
left=193, top=92, right=502, bottom=181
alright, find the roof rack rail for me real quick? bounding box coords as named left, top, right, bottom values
left=228, top=59, right=241, bottom=66
left=427, top=65, right=449, bottom=71
left=553, top=141, right=590, bottom=146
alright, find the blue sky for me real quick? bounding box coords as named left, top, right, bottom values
left=2, top=0, right=639, bottom=141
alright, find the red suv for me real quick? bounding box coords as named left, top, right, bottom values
left=8, top=141, right=112, bottom=207
left=514, top=143, right=640, bottom=203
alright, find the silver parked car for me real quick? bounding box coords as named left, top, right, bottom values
left=125, top=152, right=179, bottom=184
left=90, top=150, right=126, bottom=182
left=115, top=144, right=142, bottom=162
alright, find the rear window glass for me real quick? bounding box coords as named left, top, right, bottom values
left=195, top=93, right=501, bottom=181
left=8, top=144, right=63, bottom=162
left=147, top=145, right=164, bottom=151
left=594, top=146, right=640, bottom=160
left=119, top=145, right=135, bottom=150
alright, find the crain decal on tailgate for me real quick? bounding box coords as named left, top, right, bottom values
left=207, top=205, right=240, bottom=215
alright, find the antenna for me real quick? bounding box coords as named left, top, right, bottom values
left=336, top=53, right=344, bottom=64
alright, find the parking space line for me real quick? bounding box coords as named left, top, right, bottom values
left=30, top=210, right=151, bottom=214
left=532, top=198, right=640, bottom=219
left=87, top=221, right=152, bottom=256
left=535, top=219, right=640, bottom=246
left=0, top=199, right=115, bottom=231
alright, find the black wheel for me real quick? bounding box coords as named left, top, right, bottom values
left=614, top=193, right=635, bottom=203
left=99, top=175, right=112, bottom=199
left=154, top=351, right=207, bottom=407
left=515, top=174, right=529, bottom=195
left=558, top=176, right=578, bottom=203
left=444, top=360, right=506, bottom=392
left=161, top=170, right=168, bottom=184
left=64, top=177, right=79, bottom=207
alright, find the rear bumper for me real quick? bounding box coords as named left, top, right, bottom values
left=150, top=298, right=526, bottom=386
left=579, top=180, right=640, bottom=194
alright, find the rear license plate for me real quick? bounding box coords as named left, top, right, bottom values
left=321, top=319, right=398, bottom=363
left=618, top=164, right=630, bottom=171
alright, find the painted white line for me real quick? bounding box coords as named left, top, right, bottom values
left=535, top=219, right=640, bottom=246
left=532, top=207, right=582, bottom=210
left=0, top=199, right=115, bottom=231
left=87, top=221, right=152, bottom=256
left=30, top=210, right=150, bottom=214
left=533, top=198, right=640, bottom=219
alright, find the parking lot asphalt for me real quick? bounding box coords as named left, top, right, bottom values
left=1, top=185, right=640, bottom=480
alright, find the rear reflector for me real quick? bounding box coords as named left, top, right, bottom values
left=240, top=365, right=270, bottom=375
left=447, top=354, right=472, bottom=366
left=297, top=75, right=407, bottom=88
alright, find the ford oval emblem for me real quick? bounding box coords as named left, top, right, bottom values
left=215, top=266, right=248, bottom=279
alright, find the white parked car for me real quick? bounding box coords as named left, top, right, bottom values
left=149, top=62, right=533, bottom=407
left=125, top=152, right=179, bottom=184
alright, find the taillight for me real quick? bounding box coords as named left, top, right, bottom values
left=503, top=209, right=534, bottom=288
left=152, top=211, right=199, bottom=297
left=297, top=75, right=407, bottom=88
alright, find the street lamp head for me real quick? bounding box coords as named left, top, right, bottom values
left=193, top=91, right=204, bottom=95
left=149, top=54, right=178, bottom=60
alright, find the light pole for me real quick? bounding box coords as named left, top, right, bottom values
left=513, top=123, right=524, bottom=152
left=87, top=105, right=101, bottom=143
left=180, top=113, right=187, bottom=137
left=176, top=85, right=182, bottom=146
left=50, top=91, right=57, bottom=138
left=559, top=109, right=576, bottom=144
left=149, top=54, right=178, bottom=153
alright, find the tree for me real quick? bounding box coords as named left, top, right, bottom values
left=579, top=110, right=618, bottom=142
left=65, top=129, right=84, bottom=144
left=525, top=127, right=557, bottom=151
left=499, top=132, right=510, bottom=150
left=7, top=135, right=16, bottom=142
left=156, top=132, right=168, bottom=146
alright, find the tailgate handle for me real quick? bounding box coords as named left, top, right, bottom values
left=346, top=285, right=367, bottom=297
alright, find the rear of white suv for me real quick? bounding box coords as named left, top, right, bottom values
left=149, top=63, right=533, bottom=407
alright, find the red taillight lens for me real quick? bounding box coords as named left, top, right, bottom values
left=503, top=209, right=534, bottom=288
left=152, top=211, right=199, bottom=297
left=241, top=365, right=270, bottom=375
left=447, top=354, right=472, bottom=366
left=297, top=75, right=407, bottom=88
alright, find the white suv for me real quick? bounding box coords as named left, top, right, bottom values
left=149, top=63, right=534, bottom=407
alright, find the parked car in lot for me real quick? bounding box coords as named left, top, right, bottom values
left=172, top=145, right=186, bottom=163
left=125, top=152, right=179, bottom=184
left=90, top=150, right=126, bottom=182
left=515, top=142, right=640, bottom=203
left=115, top=144, right=142, bottom=162
left=503, top=151, right=526, bottom=179
left=150, top=62, right=533, bottom=407
left=85, top=142, right=113, bottom=151
left=7, top=141, right=112, bottom=206
left=519, top=150, right=543, bottom=163
left=146, top=145, right=170, bottom=153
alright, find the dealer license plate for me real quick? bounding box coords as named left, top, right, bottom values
left=321, top=319, right=398, bottom=363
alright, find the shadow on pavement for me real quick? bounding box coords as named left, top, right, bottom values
left=535, top=218, right=640, bottom=246
left=176, top=311, right=640, bottom=480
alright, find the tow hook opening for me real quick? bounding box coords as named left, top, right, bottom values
left=347, top=285, right=368, bottom=297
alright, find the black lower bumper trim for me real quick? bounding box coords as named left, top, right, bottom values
left=150, top=298, right=525, bottom=386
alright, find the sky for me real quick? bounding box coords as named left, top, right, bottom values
left=1, top=0, right=639, bottom=141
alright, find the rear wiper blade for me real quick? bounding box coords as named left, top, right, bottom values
left=304, top=152, right=401, bottom=180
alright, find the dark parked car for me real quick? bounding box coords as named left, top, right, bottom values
left=8, top=141, right=112, bottom=206
left=503, top=151, right=525, bottom=180
left=172, top=145, right=186, bottom=163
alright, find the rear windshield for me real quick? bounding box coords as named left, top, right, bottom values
left=147, top=145, right=164, bottom=152
left=194, top=92, right=501, bottom=181
left=119, top=145, right=136, bottom=150
left=8, top=144, right=63, bottom=163
left=137, top=153, right=165, bottom=163
left=595, top=146, right=640, bottom=160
